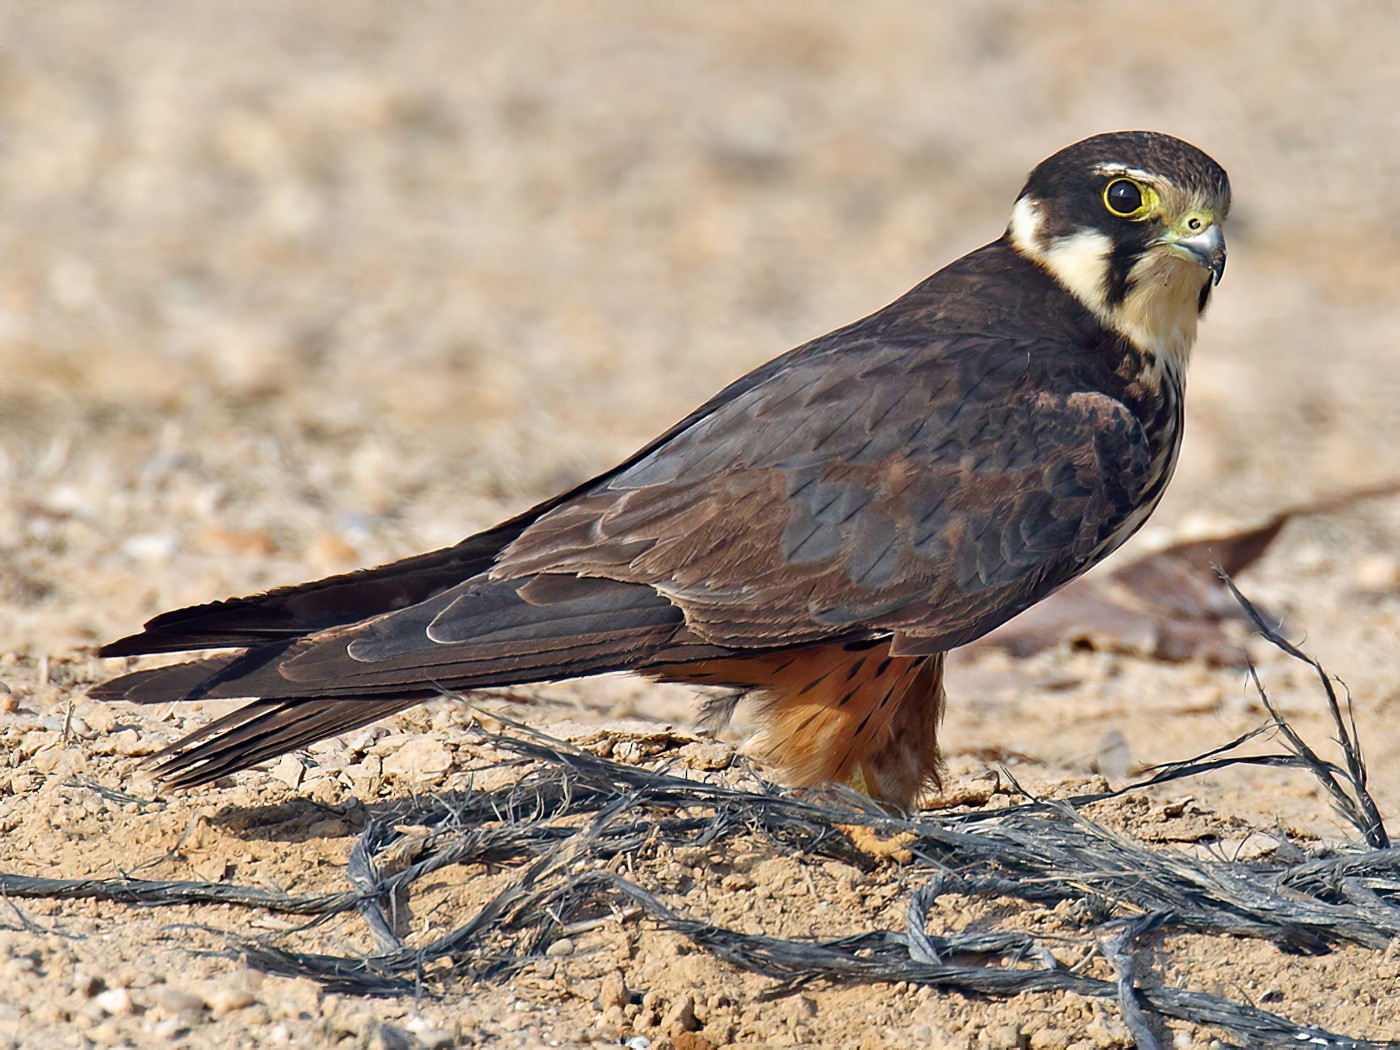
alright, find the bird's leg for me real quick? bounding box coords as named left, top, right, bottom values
left=651, top=644, right=946, bottom=811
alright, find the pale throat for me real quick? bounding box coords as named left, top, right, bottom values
left=1008, top=196, right=1205, bottom=380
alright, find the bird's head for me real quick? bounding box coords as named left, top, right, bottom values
left=1007, top=131, right=1230, bottom=380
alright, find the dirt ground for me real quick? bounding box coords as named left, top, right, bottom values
left=2, top=2, right=1399, bottom=1047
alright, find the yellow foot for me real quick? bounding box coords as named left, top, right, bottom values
left=844, top=764, right=874, bottom=798
left=836, top=823, right=917, bottom=865
left=830, top=764, right=918, bottom=861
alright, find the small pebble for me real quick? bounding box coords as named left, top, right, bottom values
left=28, top=746, right=64, bottom=773
left=109, top=729, right=145, bottom=755
left=381, top=736, right=452, bottom=778
left=150, top=986, right=205, bottom=1015
left=94, top=988, right=133, bottom=1016
left=151, top=1016, right=185, bottom=1040
left=405, top=1016, right=456, bottom=1049
left=269, top=753, right=305, bottom=788
left=598, top=973, right=629, bottom=1011
left=203, top=985, right=255, bottom=1018
left=663, top=993, right=698, bottom=1034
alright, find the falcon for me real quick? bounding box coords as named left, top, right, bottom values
left=95, top=131, right=1230, bottom=809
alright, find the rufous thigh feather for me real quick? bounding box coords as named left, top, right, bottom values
left=650, top=640, right=946, bottom=809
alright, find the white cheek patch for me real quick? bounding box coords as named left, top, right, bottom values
left=1040, top=229, right=1114, bottom=315
left=1007, top=196, right=1045, bottom=256
left=1009, top=203, right=1114, bottom=316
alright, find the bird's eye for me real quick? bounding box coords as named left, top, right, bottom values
left=1103, top=178, right=1147, bottom=218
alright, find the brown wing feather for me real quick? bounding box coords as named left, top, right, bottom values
left=493, top=335, right=1158, bottom=656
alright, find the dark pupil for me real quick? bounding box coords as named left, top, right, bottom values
left=1107, top=180, right=1142, bottom=214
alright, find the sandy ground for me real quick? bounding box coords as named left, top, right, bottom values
left=2, top=2, right=1399, bottom=1047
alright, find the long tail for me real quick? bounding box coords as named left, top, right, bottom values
left=98, top=522, right=536, bottom=658
left=93, top=572, right=729, bottom=787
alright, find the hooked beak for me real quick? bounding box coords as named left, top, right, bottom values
left=1160, top=221, right=1227, bottom=285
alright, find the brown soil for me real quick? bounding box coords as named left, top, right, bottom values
left=2, top=3, right=1398, bottom=1047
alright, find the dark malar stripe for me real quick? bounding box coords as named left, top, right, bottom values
left=1104, top=241, right=1145, bottom=308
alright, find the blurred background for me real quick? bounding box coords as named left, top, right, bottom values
left=2, top=9, right=1397, bottom=1041
left=0, top=1, right=1395, bottom=695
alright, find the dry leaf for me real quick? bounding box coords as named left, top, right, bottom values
left=973, top=479, right=1400, bottom=664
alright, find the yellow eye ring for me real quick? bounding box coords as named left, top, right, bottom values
left=1103, top=177, right=1151, bottom=219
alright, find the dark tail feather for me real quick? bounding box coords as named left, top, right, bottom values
left=150, top=696, right=422, bottom=788
left=89, top=641, right=300, bottom=705
left=89, top=659, right=240, bottom=705
left=97, top=521, right=536, bottom=658
left=101, top=576, right=692, bottom=705
left=96, top=573, right=731, bottom=788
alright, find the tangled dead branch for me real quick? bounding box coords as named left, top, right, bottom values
left=4, top=583, right=1397, bottom=1047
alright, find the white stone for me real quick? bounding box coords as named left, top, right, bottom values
left=380, top=736, right=452, bottom=779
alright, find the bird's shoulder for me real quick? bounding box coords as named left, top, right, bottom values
left=492, top=241, right=1159, bottom=634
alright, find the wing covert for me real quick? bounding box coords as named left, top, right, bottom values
left=490, top=333, right=1158, bottom=654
